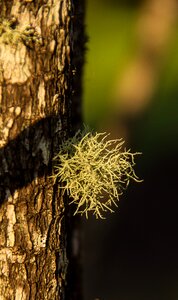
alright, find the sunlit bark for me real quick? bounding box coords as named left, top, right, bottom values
left=0, top=0, right=84, bottom=299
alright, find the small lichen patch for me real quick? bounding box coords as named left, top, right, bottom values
left=0, top=18, right=42, bottom=47
left=53, top=129, right=142, bottom=219
left=0, top=18, right=43, bottom=84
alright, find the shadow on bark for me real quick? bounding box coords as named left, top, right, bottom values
left=0, top=115, right=62, bottom=207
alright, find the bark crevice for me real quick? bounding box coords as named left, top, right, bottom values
left=0, top=0, right=85, bottom=299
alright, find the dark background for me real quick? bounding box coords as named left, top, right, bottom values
left=82, top=0, right=178, bottom=299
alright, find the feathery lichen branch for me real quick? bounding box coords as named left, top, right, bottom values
left=52, top=129, right=142, bottom=219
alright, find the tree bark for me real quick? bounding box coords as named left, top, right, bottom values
left=0, top=0, right=85, bottom=299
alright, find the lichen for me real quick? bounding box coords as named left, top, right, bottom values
left=52, top=129, right=142, bottom=219
left=0, top=18, right=42, bottom=47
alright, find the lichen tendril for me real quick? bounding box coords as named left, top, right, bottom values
left=52, top=129, right=142, bottom=219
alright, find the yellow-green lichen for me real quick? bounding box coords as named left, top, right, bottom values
left=0, top=18, right=42, bottom=47
left=52, top=129, right=142, bottom=219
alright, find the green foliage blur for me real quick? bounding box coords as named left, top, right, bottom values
left=83, top=0, right=178, bottom=157
left=84, top=0, right=137, bottom=125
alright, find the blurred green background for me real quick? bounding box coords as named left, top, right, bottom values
left=83, top=0, right=178, bottom=155
left=83, top=0, right=137, bottom=127
left=82, top=1, right=178, bottom=300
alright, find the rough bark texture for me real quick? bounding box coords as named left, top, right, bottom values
left=0, top=0, right=85, bottom=299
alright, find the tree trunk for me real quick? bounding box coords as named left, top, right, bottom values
left=0, top=0, right=85, bottom=299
